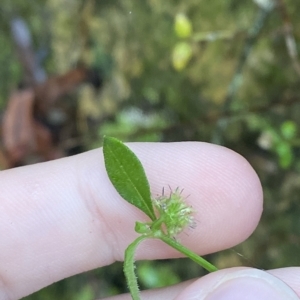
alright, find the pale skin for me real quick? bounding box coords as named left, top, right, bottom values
left=0, top=142, right=299, bottom=300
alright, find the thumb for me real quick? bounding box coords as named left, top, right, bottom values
left=176, top=267, right=299, bottom=300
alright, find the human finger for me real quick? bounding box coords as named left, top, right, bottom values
left=0, top=142, right=262, bottom=299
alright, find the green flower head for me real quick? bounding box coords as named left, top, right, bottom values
left=153, top=187, right=196, bottom=237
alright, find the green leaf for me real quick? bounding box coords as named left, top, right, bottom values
left=103, top=136, right=156, bottom=220
left=172, top=42, right=193, bottom=71
left=174, top=13, right=193, bottom=38
left=280, top=121, right=297, bottom=140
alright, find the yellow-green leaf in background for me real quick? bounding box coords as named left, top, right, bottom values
left=174, top=13, right=193, bottom=38
left=172, top=42, right=193, bottom=71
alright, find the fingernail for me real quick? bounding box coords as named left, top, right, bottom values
left=176, top=268, right=299, bottom=300
left=204, top=269, right=298, bottom=300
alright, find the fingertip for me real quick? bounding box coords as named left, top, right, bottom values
left=128, top=142, right=263, bottom=255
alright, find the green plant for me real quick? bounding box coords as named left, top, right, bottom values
left=103, top=136, right=218, bottom=300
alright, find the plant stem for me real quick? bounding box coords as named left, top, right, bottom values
left=150, top=215, right=165, bottom=232
left=124, top=235, right=148, bottom=300
left=160, top=235, right=218, bottom=272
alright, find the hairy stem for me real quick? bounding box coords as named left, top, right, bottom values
left=160, top=235, right=218, bottom=272
left=124, top=235, right=148, bottom=300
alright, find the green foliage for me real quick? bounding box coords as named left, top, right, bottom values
left=174, top=13, right=193, bottom=38
left=73, top=286, right=94, bottom=300
left=98, top=108, right=168, bottom=142
left=280, top=121, right=297, bottom=140
left=137, top=261, right=180, bottom=288
left=248, top=117, right=299, bottom=169
left=172, top=42, right=193, bottom=71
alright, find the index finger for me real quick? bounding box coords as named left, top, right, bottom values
left=0, top=142, right=263, bottom=299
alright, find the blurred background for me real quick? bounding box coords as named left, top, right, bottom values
left=1, top=0, right=300, bottom=298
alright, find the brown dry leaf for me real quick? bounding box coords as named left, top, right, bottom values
left=2, top=89, right=36, bottom=165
